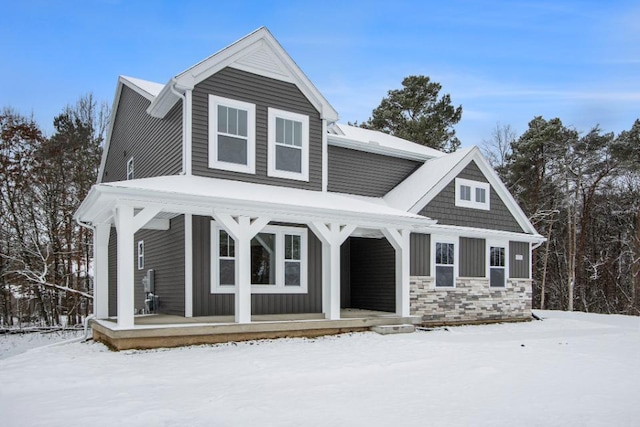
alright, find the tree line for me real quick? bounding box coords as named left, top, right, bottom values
left=0, top=95, right=108, bottom=327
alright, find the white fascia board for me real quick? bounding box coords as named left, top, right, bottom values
left=415, top=223, right=545, bottom=244
left=328, top=134, right=435, bottom=162
left=96, top=81, right=124, bottom=184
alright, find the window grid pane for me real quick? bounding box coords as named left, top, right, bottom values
left=476, top=187, right=486, bottom=203
left=460, top=185, right=471, bottom=201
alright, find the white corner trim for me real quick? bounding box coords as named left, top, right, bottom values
left=184, top=214, right=193, bottom=317
left=322, top=119, right=328, bottom=192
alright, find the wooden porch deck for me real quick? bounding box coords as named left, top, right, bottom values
left=92, top=309, right=421, bottom=351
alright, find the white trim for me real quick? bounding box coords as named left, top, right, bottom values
left=208, top=95, right=256, bottom=174
left=322, top=119, right=328, bottom=192
left=137, top=240, right=144, bottom=270
left=184, top=89, right=193, bottom=175
left=184, top=213, right=193, bottom=317
left=327, top=134, right=436, bottom=162
left=210, top=222, right=308, bottom=294
left=267, top=107, right=309, bottom=181
left=455, top=178, right=490, bottom=211
left=487, top=239, right=509, bottom=288
left=431, top=235, right=459, bottom=289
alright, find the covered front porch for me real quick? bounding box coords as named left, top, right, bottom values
left=75, top=175, right=436, bottom=347
left=91, top=309, right=422, bottom=350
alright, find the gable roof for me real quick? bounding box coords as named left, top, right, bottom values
left=147, top=27, right=338, bottom=122
left=328, top=123, right=444, bottom=161
left=384, top=146, right=539, bottom=235
left=120, top=76, right=164, bottom=101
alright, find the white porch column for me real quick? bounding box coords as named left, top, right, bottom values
left=212, top=212, right=270, bottom=324
left=308, top=222, right=355, bottom=320
left=93, top=223, right=111, bottom=319
left=114, top=205, right=162, bottom=329
left=382, top=228, right=411, bottom=317
left=115, top=205, right=135, bottom=328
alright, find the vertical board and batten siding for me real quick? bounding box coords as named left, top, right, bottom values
left=410, top=233, right=430, bottom=276
left=509, top=241, right=530, bottom=279
left=327, top=146, right=422, bottom=197
left=102, top=85, right=182, bottom=182
left=191, top=216, right=323, bottom=316
left=108, top=217, right=185, bottom=316
left=349, top=237, right=395, bottom=312
left=459, top=237, right=486, bottom=277
left=419, top=161, right=524, bottom=233
left=191, top=67, right=323, bottom=191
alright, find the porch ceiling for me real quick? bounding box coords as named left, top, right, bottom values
left=75, top=175, right=437, bottom=229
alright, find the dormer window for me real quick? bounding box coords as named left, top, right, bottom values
left=208, top=95, right=256, bottom=174
left=267, top=108, right=309, bottom=181
left=455, top=178, right=490, bottom=210
left=126, top=157, right=134, bottom=180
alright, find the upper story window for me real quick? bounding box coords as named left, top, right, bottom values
left=267, top=107, right=309, bottom=181
left=208, top=95, right=256, bottom=174
left=455, top=178, right=490, bottom=210
left=126, top=157, right=134, bottom=180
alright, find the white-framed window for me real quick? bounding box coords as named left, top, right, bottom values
left=137, top=240, right=144, bottom=270
left=267, top=107, right=309, bottom=181
left=487, top=241, right=508, bottom=287
left=432, top=236, right=458, bottom=288
left=208, top=95, right=256, bottom=174
left=127, top=157, right=134, bottom=180
left=210, top=223, right=307, bottom=294
left=455, top=178, right=490, bottom=210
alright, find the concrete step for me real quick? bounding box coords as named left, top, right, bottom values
left=370, top=324, right=416, bottom=335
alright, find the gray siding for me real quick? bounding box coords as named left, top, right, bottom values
left=459, top=237, right=486, bottom=277
left=191, top=216, right=322, bottom=316
left=509, top=241, right=530, bottom=279
left=328, top=146, right=421, bottom=196
left=410, top=233, right=430, bottom=276
left=419, top=161, right=524, bottom=233
left=349, top=237, right=395, bottom=312
left=108, top=217, right=185, bottom=317
left=192, top=67, right=323, bottom=190
left=102, top=85, right=182, bottom=182
left=134, top=216, right=185, bottom=316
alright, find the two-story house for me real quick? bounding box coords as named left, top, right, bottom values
left=75, top=27, right=544, bottom=350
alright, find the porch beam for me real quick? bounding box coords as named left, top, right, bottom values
left=93, top=222, right=111, bottom=319
left=309, top=222, right=355, bottom=320
left=132, top=207, right=162, bottom=233
left=212, top=212, right=270, bottom=324
left=381, top=227, right=411, bottom=317
left=115, top=205, right=135, bottom=328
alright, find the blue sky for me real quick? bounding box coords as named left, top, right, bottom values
left=2, top=0, right=638, bottom=147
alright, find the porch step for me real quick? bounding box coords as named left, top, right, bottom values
left=370, top=324, right=416, bottom=335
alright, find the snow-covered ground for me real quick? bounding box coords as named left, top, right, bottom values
left=0, top=310, right=638, bottom=427
left=0, top=329, right=83, bottom=360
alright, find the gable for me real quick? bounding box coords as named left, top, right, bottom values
left=148, top=27, right=338, bottom=122
left=418, top=161, right=524, bottom=233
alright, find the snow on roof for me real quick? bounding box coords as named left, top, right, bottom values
left=327, top=123, right=444, bottom=161
left=120, top=76, right=164, bottom=100
left=87, top=175, right=434, bottom=227
left=384, top=147, right=476, bottom=212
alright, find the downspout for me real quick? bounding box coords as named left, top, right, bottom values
left=76, top=218, right=96, bottom=340
left=169, top=80, right=192, bottom=176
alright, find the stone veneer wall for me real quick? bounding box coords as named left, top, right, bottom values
left=410, top=276, right=532, bottom=324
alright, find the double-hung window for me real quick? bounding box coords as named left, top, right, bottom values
left=208, top=95, right=256, bottom=173
left=488, top=243, right=507, bottom=287
left=434, top=239, right=456, bottom=288
left=455, top=178, right=490, bottom=210
left=267, top=108, right=309, bottom=181
left=211, top=223, right=307, bottom=294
